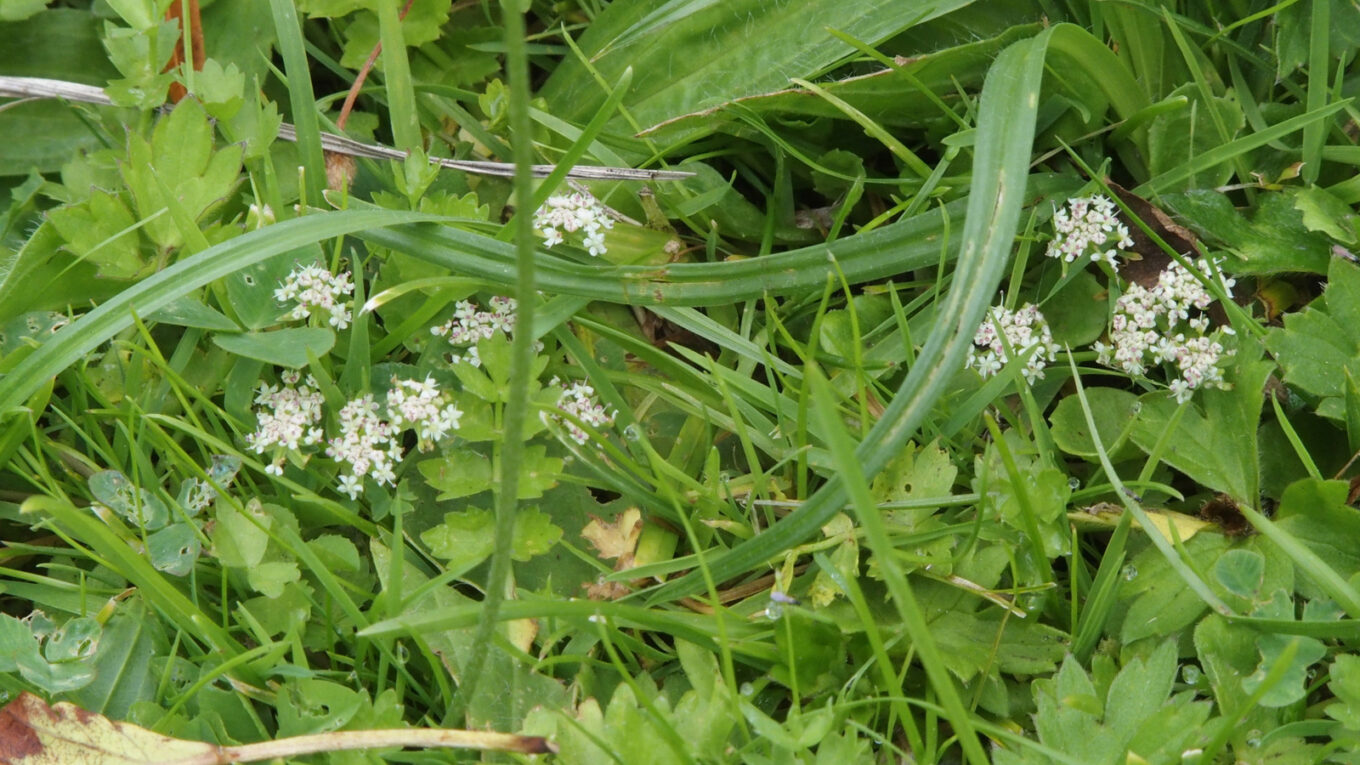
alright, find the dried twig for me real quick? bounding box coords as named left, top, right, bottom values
left=0, top=76, right=691, bottom=182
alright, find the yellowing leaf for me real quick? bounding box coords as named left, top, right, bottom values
left=0, top=692, right=555, bottom=764
left=581, top=507, right=642, bottom=568
left=0, top=691, right=214, bottom=763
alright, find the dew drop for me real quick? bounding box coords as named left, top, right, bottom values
left=1245, top=731, right=1262, bottom=748
left=739, top=682, right=754, bottom=696
left=1181, top=665, right=1201, bottom=684
left=622, top=425, right=640, bottom=441
left=394, top=642, right=410, bottom=665
left=1068, top=476, right=1081, bottom=490
left=1122, top=564, right=1138, bottom=581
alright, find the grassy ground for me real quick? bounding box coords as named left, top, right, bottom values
left=2, top=1, right=1360, bottom=762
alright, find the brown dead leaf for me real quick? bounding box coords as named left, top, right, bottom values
left=0, top=692, right=555, bottom=764
left=0, top=692, right=216, bottom=764
left=581, top=507, right=642, bottom=569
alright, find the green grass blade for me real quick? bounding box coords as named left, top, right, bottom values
left=267, top=0, right=325, bottom=204
left=646, top=26, right=1060, bottom=603
left=806, top=365, right=987, bottom=765
left=0, top=210, right=443, bottom=415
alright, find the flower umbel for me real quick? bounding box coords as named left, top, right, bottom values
left=533, top=192, right=614, bottom=256
left=431, top=296, right=540, bottom=367
left=966, top=303, right=1059, bottom=383
left=325, top=394, right=399, bottom=499
left=546, top=378, right=615, bottom=445
left=275, top=263, right=355, bottom=329
left=1095, top=257, right=1237, bottom=403
left=246, top=370, right=325, bottom=474
left=386, top=376, right=464, bottom=451
left=1046, top=195, right=1134, bottom=269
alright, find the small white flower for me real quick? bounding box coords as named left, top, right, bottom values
left=1046, top=195, right=1133, bottom=270
left=276, top=263, right=355, bottom=328
left=965, top=302, right=1058, bottom=383
left=533, top=192, right=613, bottom=256
left=1096, top=257, right=1235, bottom=402
left=337, top=474, right=363, bottom=500
left=547, top=378, right=615, bottom=445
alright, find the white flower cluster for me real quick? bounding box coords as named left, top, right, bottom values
left=247, top=372, right=463, bottom=500
left=386, top=376, right=464, bottom=451
left=245, top=370, right=325, bottom=474
left=275, top=263, right=355, bottom=329
left=1094, top=258, right=1236, bottom=403
left=546, top=378, right=615, bottom=445
left=966, top=303, right=1059, bottom=383
left=326, top=395, right=399, bottom=500
left=1046, top=195, right=1134, bottom=268
left=533, top=192, right=614, bottom=256
left=430, top=296, right=539, bottom=367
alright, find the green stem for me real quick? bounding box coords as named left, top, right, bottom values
left=457, top=0, right=537, bottom=718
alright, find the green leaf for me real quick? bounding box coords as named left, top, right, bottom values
left=1273, top=477, right=1360, bottom=602
left=1244, top=591, right=1327, bottom=707
left=1146, top=85, right=1244, bottom=191
left=146, top=522, right=201, bottom=577
left=1294, top=185, right=1360, bottom=244
left=1327, top=654, right=1360, bottom=730
left=420, top=506, right=563, bottom=571
left=1129, top=341, right=1273, bottom=503
left=148, top=296, right=240, bottom=331
left=1214, top=549, right=1265, bottom=600
left=418, top=448, right=492, bottom=500
left=246, top=560, right=300, bottom=599
left=211, top=327, right=336, bottom=368
left=46, top=189, right=144, bottom=279
left=1118, top=532, right=1230, bottom=642
left=1162, top=189, right=1334, bottom=275
left=1049, top=387, right=1140, bottom=460
left=1104, top=640, right=1176, bottom=741
left=1042, top=269, right=1108, bottom=347
left=44, top=616, right=100, bottom=663
left=0, top=612, right=42, bottom=674
left=1268, top=257, right=1360, bottom=417
left=513, top=444, right=562, bottom=500
left=70, top=600, right=164, bottom=718
left=542, top=0, right=975, bottom=140
left=210, top=499, right=271, bottom=568
left=120, top=99, right=244, bottom=251
left=88, top=469, right=170, bottom=531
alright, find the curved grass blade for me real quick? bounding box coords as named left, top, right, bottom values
left=644, top=25, right=1063, bottom=604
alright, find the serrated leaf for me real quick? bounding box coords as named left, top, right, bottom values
left=1294, top=185, right=1360, bottom=244
left=1162, top=189, right=1334, bottom=275
left=1129, top=342, right=1273, bottom=502
left=418, top=448, right=492, bottom=500
left=247, top=561, right=301, bottom=599
left=210, top=499, right=270, bottom=568
left=420, top=506, right=563, bottom=572
left=1104, top=640, right=1177, bottom=740
left=1327, top=654, right=1360, bottom=730
left=1268, top=258, right=1360, bottom=418
left=211, top=327, right=336, bottom=368
left=46, top=189, right=143, bottom=279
